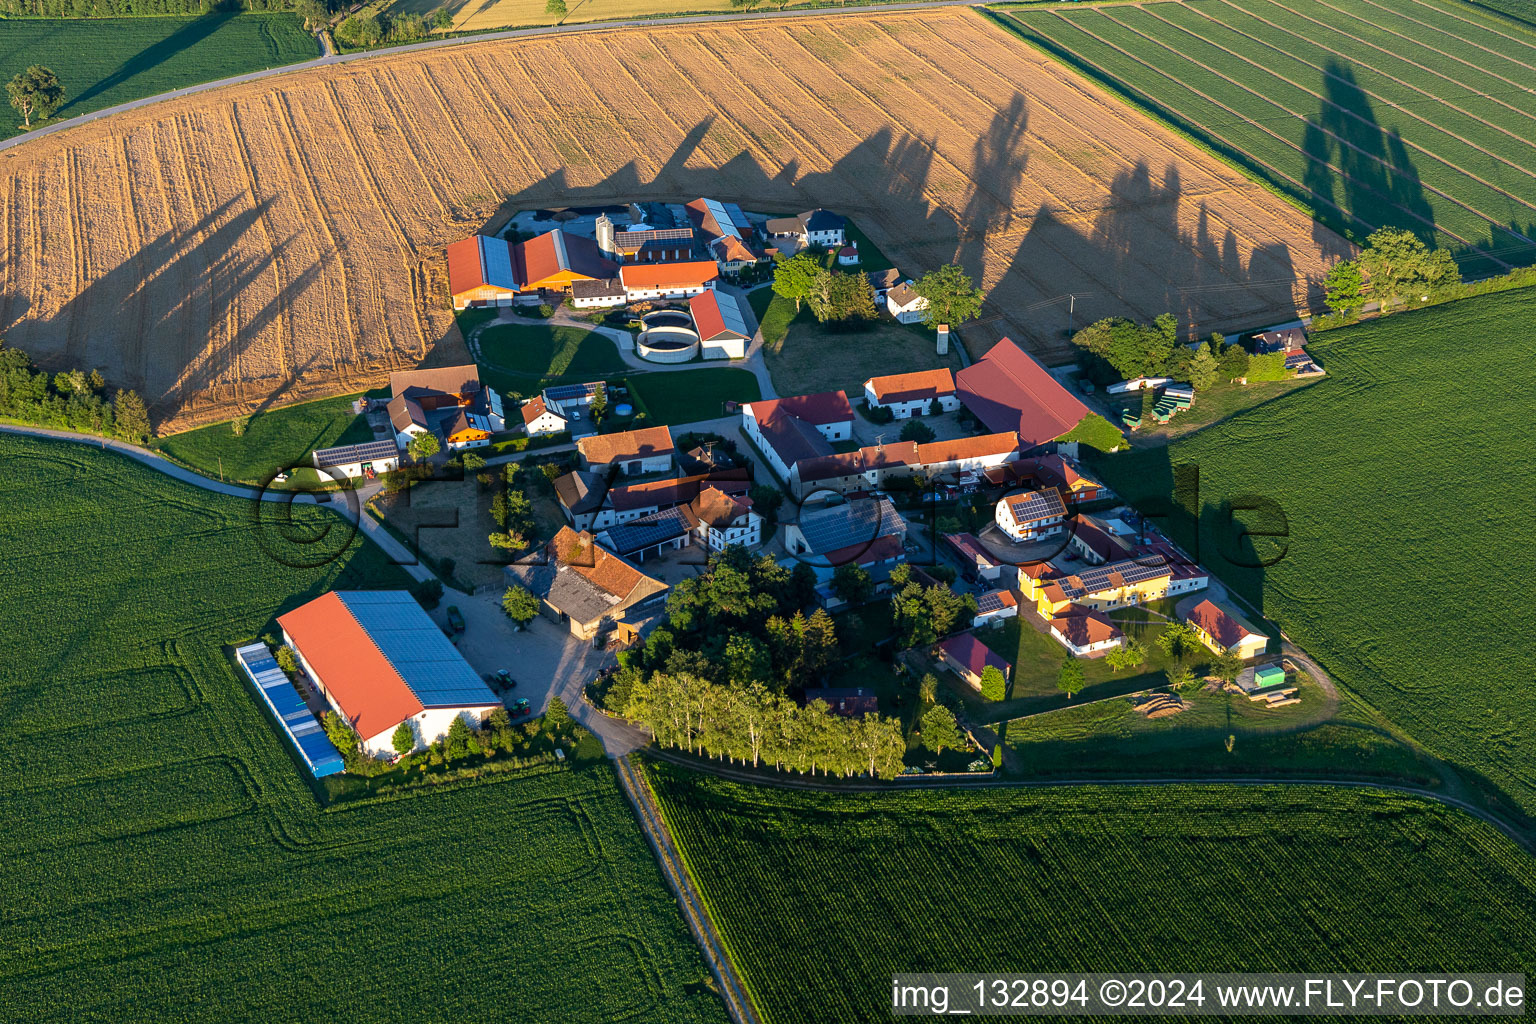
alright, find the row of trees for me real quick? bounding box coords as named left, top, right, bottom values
left=0, top=340, right=151, bottom=442
left=888, top=563, right=975, bottom=649
left=771, top=256, right=984, bottom=332
left=626, top=674, right=910, bottom=779
left=0, top=0, right=332, bottom=15
left=1070, top=313, right=1255, bottom=390
left=333, top=6, right=450, bottom=48
left=1322, top=227, right=1460, bottom=317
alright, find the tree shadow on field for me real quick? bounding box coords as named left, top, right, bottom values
left=1, top=193, right=307, bottom=428
left=65, top=11, right=242, bottom=115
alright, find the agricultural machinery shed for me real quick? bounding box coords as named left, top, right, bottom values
left=234, top=643, right=345, bottom=778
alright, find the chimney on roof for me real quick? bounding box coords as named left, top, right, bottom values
left=936, top=324, right=950, bottom=355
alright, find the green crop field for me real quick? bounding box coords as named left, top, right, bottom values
left=0, top=432, right=725, bottom=1024
left=1091, top=286, right=1536, bottom=818
left=0, top=13, right=316, bottom=141
left=646, top=762, right=1536, bottom=1024
left=155, top=392, right=374, bottom=485
left=1003, top=0, right=1536, bottom=276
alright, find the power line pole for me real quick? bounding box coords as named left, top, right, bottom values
left=1067, top=293, right=1076, bottom=339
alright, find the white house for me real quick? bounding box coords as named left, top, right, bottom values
left=521, top=395, right=568, bottom=437
left=690, top=289, right=752, bottom=360
left=278, top=591, right=501, bottom=758
left=886, top=281, right=928, bottom=324
left=570, top=277, right=628, bottom=308
left=765, top=208, right=846, bottom=249
left=620, top=261, right=720, bottom=301
left=742, top=392, right=854, bottom=481
left=576, top=425, right=676, bottom=475
left=836, top=244, right=860, bottom=267
left=1048, top=606, right=1125, bottom=657
left=311, top=439, right=401, bottom=481
left=972, top=589, right=1019, bottom=628
left=863, top=368, right=959, bottom=418
left=996, top=488, right=1068, bottom=542
left=691, top=485, right=762, bottom=552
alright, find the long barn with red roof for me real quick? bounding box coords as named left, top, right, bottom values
left=955, top=338, right=1095, bottom=449
left=278, top=591, right=501, bottom=757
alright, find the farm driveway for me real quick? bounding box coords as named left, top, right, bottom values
left=443, top=590, right=649, bottom=753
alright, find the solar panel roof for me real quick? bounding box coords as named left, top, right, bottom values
left=1058, top=557, right=1171, bottom=598
left=1005, top=489, right=1066, bottom=524
left=602, top=506, right=693, bottom=555
left=480, top=235, right=520, bottom=291
left=703, top=198, right=742, bottom=240
left=313, top=439, right=401, bottom=468
left=235, top=643, right=345, bottom=777
left=715, top=292, right=750, bottom=337
left=335, top=593, right=499, bottom=709
left=796, top=497, right=905, bottom=556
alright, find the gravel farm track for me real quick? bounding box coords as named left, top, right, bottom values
left=0, top=6, right=1346, bottom=432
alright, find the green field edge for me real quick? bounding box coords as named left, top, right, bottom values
left=975, top=4, right=1366, bottom=249
left=638, top=748, right=1536, bottom=855
left=629, top=753, right=773, bottom=1024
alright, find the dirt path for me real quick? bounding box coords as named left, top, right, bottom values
left=614, top=754, right=762, bottom=1024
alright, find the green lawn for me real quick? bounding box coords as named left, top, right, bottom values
left=647, top=762, right=1536, bottom=1024
left=747, top=287, right=800, bottom=350
left=0, top=432, right=726, bottom=1023
left=1005, top=0, right=1536, bottom=273
left=0, top=14, right=316, bottom=141
left=477, top=321, right=627, bottom=383
left=155, top=392, right=373, bottom=485
left=974, top=609, right=1185, bottom=714
left=1004, top=678, right=1433, bottom=783
left=626, top=367, right=761, bottom=426
left=764, top=316, right=959, bottom=402
left=1109, top=375, right=1320, bottom=446
left=1092, top=286, right=1536, bottom=818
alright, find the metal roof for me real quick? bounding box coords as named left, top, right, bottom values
left=312, top=438, right=400, bottom=468
left=235, top=643, right=345, bottom=777
left=334, top=592, right=499, bottom=709
left=795, top=497, right=905, bottom=556
left=600, top=506, right=695, bottom=556
left=480, top=234, right=520, bottom=291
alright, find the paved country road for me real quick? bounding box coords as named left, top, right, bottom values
left=0, top=0, right=987, bottom=155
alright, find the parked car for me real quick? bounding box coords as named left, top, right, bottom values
left=446, top=606, right=466, bottom=633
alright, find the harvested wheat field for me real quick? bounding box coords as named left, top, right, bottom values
left=0, top=8, right=1347, bottom=431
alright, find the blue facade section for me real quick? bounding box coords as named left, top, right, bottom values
left=235, top=643, right=346, bottom=778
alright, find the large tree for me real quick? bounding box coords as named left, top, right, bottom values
left=1070, top=315, right=1176, bottom=381
left=1358, top=228, right=1458, bottom=307
left=501, top=585, right=540, bottom=626
left=1057, top=655, right=1085, bottom=699
left=407, top=431, right=441, bottom=462
left=913, top=263, right=983, bottom=331
left=7, top=65, right=63, bottom=129
left=830, top=563, right=873, bottom=607
left=1323, top=258, right=1364, bottom=315
left=920, top=704, right=962, bottom=755
left=772, top=252, right=822, bottom=310
left=112, top=389, right=151, bottom=444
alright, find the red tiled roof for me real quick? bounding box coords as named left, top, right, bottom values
left=578, top=426, right=676, bottom=466
left=513, top=229, right=616, bottom=288
left=446, top=236, right=489, bottom=295
left=944, top=532, right=996, bottom=567
left=550, top=527, right=647, bottom=600
left=915, top=431, right=1019, bottom=465
left=937, top=632, right=1011, bottom=679
left=620, top=261, right=720, bottom=290
left=1187, top=599, right=1262, bottom=649
left=866, top=368, right=956, bottom=404
left=278, top=593, right=423, bottom=742
left=521, top=395, right=561, bottom=427
left=689, top=289, right=747, bottom=341
left=691, top=485, right=751, bottom=529
left=955, top=338, right=1091, bottom=447
left=1050, top=605, right=1124, bottom=648
left=750, top=391, right=854, bottom=427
